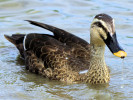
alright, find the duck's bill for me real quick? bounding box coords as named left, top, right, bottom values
left=113, top=50, right=127, bottom=58
left=103, top=33, right=127, bottom=58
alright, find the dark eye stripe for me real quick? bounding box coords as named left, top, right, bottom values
left=93, top=22, right=108, bottom=34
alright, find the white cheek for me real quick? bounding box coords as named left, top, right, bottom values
left=90, top=28, right=104, bottom=42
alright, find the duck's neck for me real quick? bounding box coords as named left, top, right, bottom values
left=85, top=43, right=110, bottom=84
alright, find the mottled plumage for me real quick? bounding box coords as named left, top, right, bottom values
left=4, top=14, right=127, bottom=84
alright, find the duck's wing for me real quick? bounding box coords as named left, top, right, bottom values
left=24, top=33, right=90, bottom=80
left=23, top=33, right=67, bottom=76
left=24, top=33, right=90, bottom=81
left=26, top=20, right=90, bottom=51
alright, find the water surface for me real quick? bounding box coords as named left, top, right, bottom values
left=0, top=0, right=133, bottom=100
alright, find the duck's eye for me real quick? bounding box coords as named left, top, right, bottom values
left=96, top=22, right=103, bottom=27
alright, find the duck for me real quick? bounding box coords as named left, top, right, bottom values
left=4, top=13, right=127, bottom=84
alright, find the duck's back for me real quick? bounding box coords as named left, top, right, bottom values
left=4, top=20, right=90, bottom=82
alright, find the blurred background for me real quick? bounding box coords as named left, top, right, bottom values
left=0, top=0, right=133, bottom=100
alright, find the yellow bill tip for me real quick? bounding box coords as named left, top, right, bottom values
left=113, top=50, right=127, bottom=58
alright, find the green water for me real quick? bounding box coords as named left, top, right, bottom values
left=0, top=0, right=133, bottom=100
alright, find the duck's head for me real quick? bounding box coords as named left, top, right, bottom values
left=90, top=13, right=127, bottom=58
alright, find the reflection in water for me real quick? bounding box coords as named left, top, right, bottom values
left=0, top=0, right=133, bottom=100
left=87, top=84, right=109, bottom=90
left=120, top=59, right=125, bottom=89
left=16, top=55, right=25, bottom=66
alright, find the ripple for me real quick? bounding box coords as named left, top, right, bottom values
left=0, top=0, right=133, bottom=99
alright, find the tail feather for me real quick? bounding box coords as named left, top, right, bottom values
left=4, top=34, right=25, bottom=58
left=4, top=35, right=17, bottom=45
left=4, top=34, right=25, bottom=46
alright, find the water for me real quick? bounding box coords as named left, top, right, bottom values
left=0, top=0, right=133, bottom=100
left=120, top=59, right=125, bottom=89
